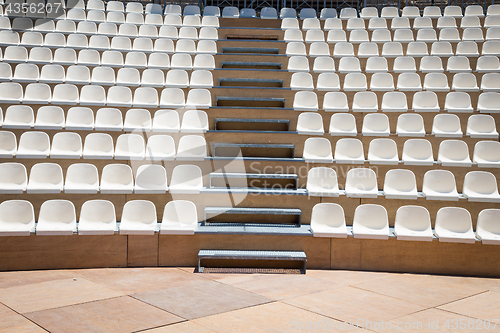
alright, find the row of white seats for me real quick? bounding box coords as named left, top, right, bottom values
left=298, top=112, right=498, bottom=138
left=285, top=28, right=494, bottom=44
left=0, top=64, right=213, bottom=88
left=278, top=6, right=494, bottom=20
left=291, top=72, right=497, bottom=93
left=0, top=17, right=219, bottom=33
left=303, top=137, right=496, bottom=167
left=0, top=131, right=206, bottom=160
left=295, top=90, right=499, bottom=113
left=311, top=203, right=500, bottom=244
left=0, top=163, right=204, bottom=194
left=0, top=82, right=212, bottom=107
left=0, top=47, right=215, bottom=69
left=0, top=107, right=196, bottom=132
left=0, top=9, right=220, bottom=27
left=283, top=16, right=500, bottom=31
left=307, top=167, right=500, bottom=202
left=0, top=198, right=198, bottom=236
left=0, top=31, right=218, bottom=49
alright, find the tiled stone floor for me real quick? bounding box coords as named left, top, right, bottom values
left=0, top=267, right=499, bottom=332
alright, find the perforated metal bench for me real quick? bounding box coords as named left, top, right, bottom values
left=197, top=249, right=307, bottom=273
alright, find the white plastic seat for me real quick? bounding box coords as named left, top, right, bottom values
left=160, top=200, right=198, bottom=235
left=432, top=114, right=462, bottom=137
left=50, top=132, right=82, bottom=159
left=133, top=87, right=158, bottom=108
left=467, top=115, right=499, bottom=138
left=36, top=200, right=76, bottom=236
left=175, top=39, right=196, bottom=54
left=435, top=207, right=475, bottom=243
left=329, top=113, right=356, bottom=136
left=474, top=140, right=500, bottom=167
left=431, top=41, right=454, bottom=57
left=333, top=42, right=354, bottom=57
left=370, top=73, right=394, bottom=91
left=302, top=17, right=321, bottom=30
left=465, top=5, right=484, bottom=17
left=305, top=30, right=325, bottom=43
left=3, top=105, right=33, bottom=129
left=306, top=167, right=339, bottom=197
left=350, top=29, right=371, bottom=43
left=39, top=65, right=65, bottom=84
left=437, top=139, right=472, bottom=166
left=284, top=29, right=303, bottom=42
left=381, top=91, right=407, bottom=112
left=316, top=73, right=340, bottom=91
left=396, top=114, right=425, bottom=137
left=476, top=56, right=500, bottom=72
left=444, top=92, right=473, bottom=113
left=323, top=92, right=349, bottom=112
left=116, top=67, right=140, bottom=87
left=185, top=89, right=211, bottom=109
left=281, top=17, right=299, bottom=30
left=394, top=206, right=433, bottom=241
left=198, top=27, right=218, bottom=40
left=476, top=209, right=500, bottom=244
left=462, top=28, right=484, bottom=42
left=482, top=41, right=500, bottom=56
left=106, top=86, right=132, bottom=107
left=352, top=204, right=388, bottom=239
left=13, top=64, right=38, bottom=83
left=222, top=6, right=239, bottom=18
left=146, top=134, right=176, bottom=160
left=123, top=108, right=151, bottom=132
left=417, top=28, right=438, bottom=43
left=0, top=82, right=22, bottom=104
left=77, top=49, right=100, bottom=66
left=17, top=131, right=49, bottom=159
left=423, top=73, right=450, bottom=91
left=402, top=139, right=434, bottom=165
left=402, top=6, right=420, bottom=18
left=169, top=164, right=203, bottom=194
left=181, top=110, right=208, bottom=133
left=176, top=135, right=207, bottom=161
left=23, top=83, right=51, bottom=104
left=312, top=57, right=334, bottom=72
left=124, top=51, right=147, bottom=69
left=165, top=69, right=189, bottom=88
left=371, top=29, right=392, bottom=43
left=99, top=50, right=123, bottom=68
left=153, top=39, right=174, bottom=53
left=395, top=29, right=416, bottom=42
left=114, top=133, right=145, bottom=160
left=346, top=18, right=365, bottom=31
left=293, top=91, right=318, bottom=111
left=447, top=56, right=472, bottom=73
left=310, top=203, right=346, bottom=238
left=368, top=138, right=398, bottom=165
left=412, top=91, right=440, bottom=112
left=358, top=42, right=379, bottom=58
left=463, top=171, right=500, bottom=203
left=406, top=41, right=429, bottom=57
left=0, top=163, right=27, bottom=194
left=170, top=53, right=192, bottom=70
left=338, top=56, right=361, bottom=73
left=152, top=110, right=179, bottom=133
left=0, top=131, right=17, bottom=158
left=286, top=42, right=306, bottom=56
left=134, top=164, right=167, bottom=194
left=148, top=53, right=170, bottom=69
left=456, top=41, right=479, bottom=57
left=27, top=163, right=63, bottom=193
left=343, top=73, right=367, bottom=91
left=481, top=74, right=500, bottom=92
left=260, top=7, right=277, bottom=19
left=83, top=133, right=114, bottom=159
left=141, top=69, right=164, bottom=88
left=352, top=91, right=377, bottom=112
left=119, top=200, right=157, bottom=235
left=420, top=56, right=444, bottom=73
left=65, top=65, right=90, bottom=85
left=391, top=17, right=411, bottom=30
left=309, top=42, right=329, bottom=57
left=95, top=107, right=122, bottom=131
left=0, top=200, right=35, bottom=236
left=365, top=57, right=388, bottom=73
left=334, top=138, right=364, bottom=164
left=0, top=63, right=12, bottom=82
left=106, top=1, right=124, bottom=12
left=393, top=56, right=416, bottom=73
left=197, top=40, right=217, bottom=54
left=326, top=29, right=346, bottom=42
left=64, top=163, right=99, bottom=194
left=100, top=164, right=133, bottom=194
left=290, top=73, right=313, bottom=90
left=302, top=138, right=332, bottom=164
left=78, top=200, right=116, bottom=236
left=296, top=112, right=324, bottom=135
left=51, top=84, right=78, bottom=105
left=65, top=107, right=93, bottom=131
left=423, top=170, right=459, bottom=200
left=384, top=169, right=418, bottom=199
left=160, top=88, right=185, bottom=108
left=362, top=113, right=389, bottom=136
left=164, top=14, right=182, bottom=27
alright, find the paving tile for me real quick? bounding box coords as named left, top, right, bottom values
left=438, top=291, right=500, bottom=322
left=305, top=269, right=393, bottom=286
left=72, top=267, right=205, bottom=294
left=0, top=304, right=47, bottom=333
left=228, top=274, right=340, bottom=300
left=0, top=270, right=75, bottom=289
left=374, top=308, right=500, bottom=333
left=283, top=286, right=425, bottom=328
left=132, top=279, right=271, bottom=320
left=141, top=321, right=216, bottom=333
left=25, top=296, right=183, bottom=333
left=193, top=302, right=371, bottom=332
left=0, top=278, right=124, bottom=313
left=352, top=273, right=489, bottom=307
